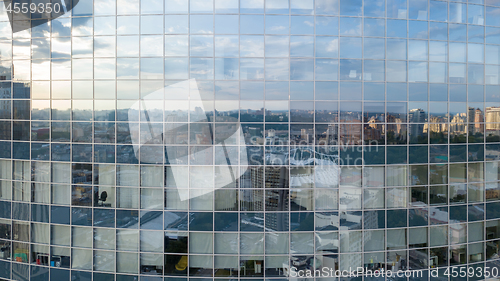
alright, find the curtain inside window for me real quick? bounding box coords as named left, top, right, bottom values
left=33, top=162, right=50, bottom=203
left=32, top=223, right=49, bottom=244
left=51, top=184, right=70, bottom=205
left=386, top=166, right=407, bottom=186
left=215, top=256, right=238, bottom=269
left=364, top=166, right=385, bottom=187
left=96, top=164, right=116, bottom=207
left=469, top=222, right=484, bottom=242
left=190, top=233, right=213, bottom=254
left=0, top=160, right=11, bottom=200
left=117, top=187, right=139, bottom=209
left=265, top=233, right=288, bottom=255
left=214, top=233, right=238, bottom=254
left=72, top=227, right=93, bottom=248
left=468, top=242, right=484, bottom=256
left=364, top=188, right=384, bottom=209
left=0, top=160, right=11, bottom=180
left=140, top=231, right=163, bottom=253
left=13, top=161, right=29, bottom=180
left=51, top=225, right=70, bottom=246
left=430, top=226, right=447, bottom=247
left=409, top=227, right=427, bottom=245
left=117, top=165, right=139, bottom=187
left=94, top=228, right=115, bottom=250
left=117, top=252, right=138, bottom=274
left=32, top=244, right=49, bottom=255
left=387, top=229, right=406, bottom=249
left=485, top=162, right=499, bottom=182
left=189, top=255, right=212, bottom=268
left=141, top=253, right=163, bottom=266
left=13, top=181, right=30, bottom=202
left=116, top=229, right=139, bottom=252
left=265, top=256, right=287, bottom=268
left=140, top=188, right=163, bottom=209
left=51, top=163, right=70, bottom=184
left=165, top=189, right=188, bottom=210
left=240, top=233, right=264, bottom=255
left=140, top=166, right=163, bottom=187
left=364, top=230, right=384, bottom=251
left=71, top=248, right=92, bottom=270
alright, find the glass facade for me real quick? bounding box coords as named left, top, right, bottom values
left=0, top=0, right=500, bottom=280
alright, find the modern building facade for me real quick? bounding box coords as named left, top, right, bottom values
left=1, top=0, right=500, bottom=280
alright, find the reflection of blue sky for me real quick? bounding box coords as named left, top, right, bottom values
left=241, top=81, right=264, bottom=100
left=117, top=16, right=139, bottom=35
left=315, top=0, right=338, bottom=15
left=72, top=17, right=93, bottom=36
left=316, top=37, right=338, bottom=58
left=409, top=20, right=428, bottom=39
left=315, top=17, right=338, bottom=36
left=140, top=15, right=163, bottom=34
left=340, top=37, right=361, bottom=59
left=165, top=15, right=188, bottom=34
left=117, top=36, right=139, bottom=57
left=387, top=19, right=406, bottom=38
left=165, top=0, right=188, bottom=13
left=190, top=0, right=213, bottom=13
left=387, top=0, right=406, bottom=19
left=215, top=15, right=238, bottom=34
left=190, top=35, right=213, bottom=57
left=141, top=0, right=163, bottom=14
left=291, top=0, right=313, bottom=14
left=215, top=35, right=238, bottom=57
left=190, top=15, right=213, bottom=34
left=240, top=15, right=264, bottom=34
left=340, top=17, right=361, bottom=36
left=409, top=40, right=428, bottom=60
left=364, top=0, right=384, bottom=17
left=340, top=0, right=361, bottom=16
left=266, top=15, right=288, bottom=34
left=266, top=36, right=288, bottom=57
left=265, top=81, right=288, bottom=100
left=265, top=59, right=288, bottom=80
left=215, top=81, right=238, bottom=99
left=290, top=36, right=313, bottom=57
left=165, top=35, right=188, bottom=56
left=72, top=0, right=92, bottom=16
left=51, top=18, right=71, bottom=36
left=449, top=24, right=467, bottom=41
left=291, top=16, right=314, bottom=34
left=240, top=35, right=264, bottom=57
left=95, top=17, right=116, bottom=35
left=265, top=0, right=288, bottom=13
left=364, top=18, right=384, bottom=37
left=240, top=0, right=263, bottom=13
left=340, top=82, right=361, bottom=101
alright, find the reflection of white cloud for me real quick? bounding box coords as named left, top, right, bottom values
left=269, top=25, right=287, bottom=32
left=165, top=35, right=188, bottom=56
left=265, top=0, right=288, bottom=10
left=241, top=36, right=264, bottom=57
left=304, top=20, right=314, bottom=27
left=140, top=35, right=163, bottom=57
left=291, top=0, right=313, bottom=10
left=241, top=0, right=263, bottom=9
left=326, top=40, right=339, bottom=53
left=32, top=61, right=51, bottom=80
left=191, top=0, right=213, bottom=12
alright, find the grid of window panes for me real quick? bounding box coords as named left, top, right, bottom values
left=0, top=0, right=500, bottom=280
